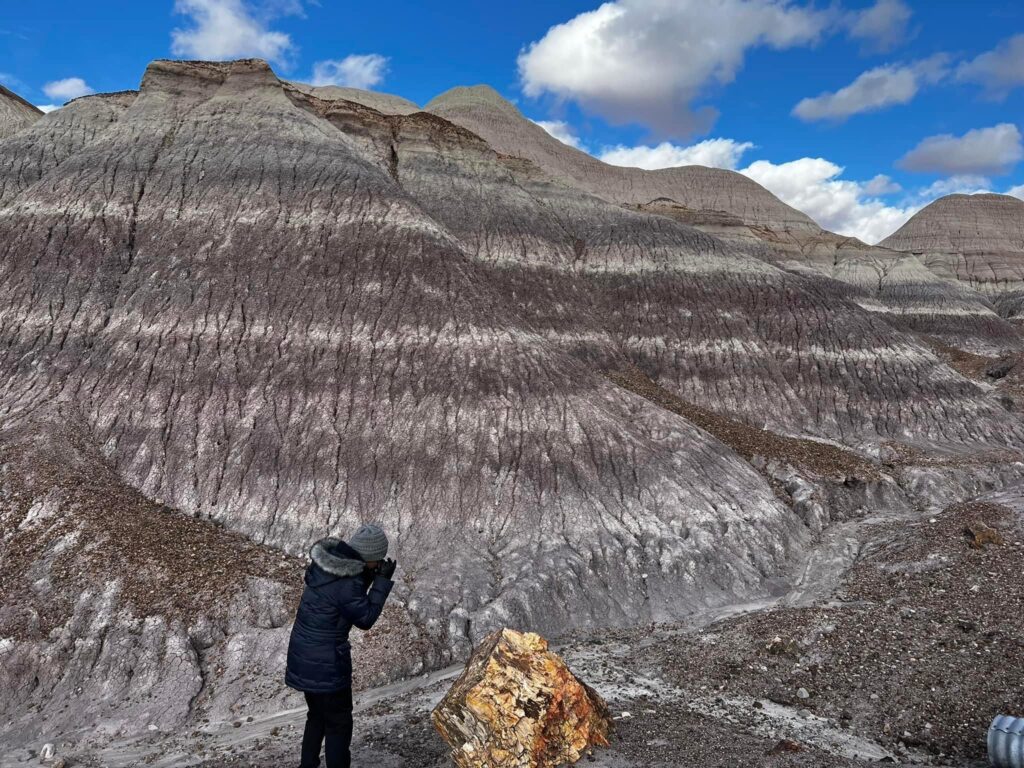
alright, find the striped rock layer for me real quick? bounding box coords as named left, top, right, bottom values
left=1, top=60, right=1023, bottom=750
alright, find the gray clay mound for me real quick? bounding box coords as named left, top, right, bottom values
left=0, top=83, right=43, bottom=140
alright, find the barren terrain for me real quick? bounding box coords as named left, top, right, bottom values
left=2, top=59, right=1024, bottom=766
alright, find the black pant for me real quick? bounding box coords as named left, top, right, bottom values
left=300, top=688, right=353, bottom=768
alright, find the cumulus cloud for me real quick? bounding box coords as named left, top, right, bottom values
left=793, top=56, right=947, bottom=121
left=42, top=77, right=94, bottom=101
left=533, top=120, right=583, bottom=149
left=863, top=174, right=901, bottom=195
left=599, top=138, right=755, bottom=170
left=1009, top=184, right=1024, bottom=201
left=917, top=175, right=993, bottom=199
left=35, top=104, right=61, bottom=113
left=740, top=157, right=918, bottom=244
left=311, top=55, right=389, bottom=90
left=899, top=124, right=1023, bottom=176
left=518, top=0, right=829, bottom=135
left=846, top=0, right=912, bottom=53
left=956, top=34, right=1024, bottom=98
left=171, top=0, right=295, bottom=65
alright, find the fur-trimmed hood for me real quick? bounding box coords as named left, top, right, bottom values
left=308, top=537, right=365, bottom=582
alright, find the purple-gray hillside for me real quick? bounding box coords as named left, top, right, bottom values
left=882, top=194, right=1024, bottom=321
left=425, top=85, right=1021, bottom=356
left=425, top=84, right=818, bottom=232
left=0, top=60, right=815, bottom=746
left=2, top=60, right=1024, bottom=751
left=0, top=84, right=42, bottom=140
left=0, top=90, right=136, bottom=206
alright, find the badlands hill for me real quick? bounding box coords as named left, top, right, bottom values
left=1, top=61, right=1023, bottom=764
left=882, top=192, right=1024, bottom=256
left=426, top=86, right=1020, bottom=354
left=426, top=84, right=818, bottom=233
left=0, top=83, right=42, bottom=140
left=882, top=193, right=1024, bottom=320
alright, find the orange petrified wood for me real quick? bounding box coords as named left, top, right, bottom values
left=432, top=628, right=611, bottom=767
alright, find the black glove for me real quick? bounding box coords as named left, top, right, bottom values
left=377, top=558, right=397, bottom=579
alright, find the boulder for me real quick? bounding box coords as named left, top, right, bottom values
left=432, top=629, right=611, bottom=767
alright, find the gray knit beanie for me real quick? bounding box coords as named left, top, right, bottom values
left=348, top=523, right=389, bottom=562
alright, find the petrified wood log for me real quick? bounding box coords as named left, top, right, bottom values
left=432, top=629, right=610, bottom=767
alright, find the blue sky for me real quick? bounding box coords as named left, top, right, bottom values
left=2, top=0, right=1023, bottom=243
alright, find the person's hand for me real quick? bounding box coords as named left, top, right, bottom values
left=377, top=558, right=397, bottom=579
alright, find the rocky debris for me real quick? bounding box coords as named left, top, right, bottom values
left=986, top=356, right=1018, bottom=380
left=922, top=337, right=1024, bottom=410
left=432, top=629, right=610, bottom=767
left=0, top=408, right=304, bottom=629
left=0, top=83, right=42, bottom=140
left=925, top=337, right=1007, bottom=380
left=629, top=499, right=1024, bottom=760
left=605, top=366, right=878, bottom=480
left=963, top=520, right=1004, bottom=549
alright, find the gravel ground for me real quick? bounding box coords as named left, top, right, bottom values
left=16, top=498, right=1017, bottom=767
left=622, top=500, right=1023, bottom=764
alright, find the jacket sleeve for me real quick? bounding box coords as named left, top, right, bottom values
left=338, top=575, right=394, bottom=630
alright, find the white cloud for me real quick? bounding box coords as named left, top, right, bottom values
left=1009, top=184, right=1024, bottom=201
left=846, top=0, right=912, bottom=53
left=310, top=55, right=389, bottom=90
left=917, top=175, right=993, bottom=199
left=740, top=157, right=919, bottom=244
left=35, top=104, right=61, bottom=114
left=171, top=0, right=295, bottom=65
left=956, top=34, right=1024, bottom=98
left=518, top=0, right=830, bottom=134
left=599, top=138, right=754, bottom=170
left=533, top=120, right=583, bottom=149
left=793, top=56, right=946, bottom=121
left=899, top=124, right=1023, bottom=176
left=863, top=174, right=901, bottom=195
left=42, top=77, right=94, bottom=101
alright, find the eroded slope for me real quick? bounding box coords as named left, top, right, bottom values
left=426, top=85, right=817, bottom=232
left=882, top=194, right=1024, bottom=321
left=0, top=84, right=42, bottom=140
left=0, top=60, right=831, bottom=749
left=3, top=60, right=1024, bottom=756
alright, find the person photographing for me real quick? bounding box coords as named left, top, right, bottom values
left=285, top=524, right=396, bottom=768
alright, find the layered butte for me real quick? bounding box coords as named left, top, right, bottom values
left=882, top=193, right=1024, bottom=321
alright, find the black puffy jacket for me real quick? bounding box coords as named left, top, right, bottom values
left=285, top=537, right=393, bottom=693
